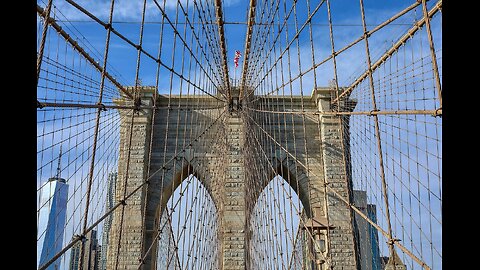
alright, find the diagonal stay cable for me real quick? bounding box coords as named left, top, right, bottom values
left=193, top=0, right=225, bottom=90
left=244, top=112, right=432, bottom=270
left=241, top=0, right=295, bottom=100
left=151, top=0, right=226, bottom=99
left=78, top=0, right=117, bottom=268
left=239, top=0, right=256, bottom=99
left=420, top=0, right=442, bottom=107
left=244, top=111, right=329, bottom=264
left=240, top=0, right=296, bottom=100
left=114, top=0, right=150, bottom=268
left=173, top=0, right=224, bottom=90
left=247, top=0, right=426, bottom=104
left=61, top=0, right=226, bottom=102
left=213, top=0, right=231, bottom=101
left=332, top=0, right=442, bottom=104
left=38, top=106, right=227, bottom=270
left=240, top=0, right=283, bottom=99
left=37, top=4, right=132, bottom=100
left=36, top=0, right=53, bottom=86
left=242, top=0, right=326, bottom=101
left=244, top=105, right=442, bottom=117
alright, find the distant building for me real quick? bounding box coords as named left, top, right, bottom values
left=37, top=147, right=69, bottom=270
left=353, top=191, right=406, bottom=270
left=383, top=248, right=407, bottom=270
left=69, top=242, right=81, bottom=270
left=69, top=230, right=101, bottom=270
left=353, top=190, right=381, bottom=270
left=367, top=204, right=382, bottom=270
left=380, top=256, right=390, bottom=269
left=96, top=246, right=102, bottom=270
left=99, top=172, right=117, bottom=270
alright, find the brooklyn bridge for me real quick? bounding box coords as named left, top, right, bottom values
left=36, top=0, right=442, bottom=269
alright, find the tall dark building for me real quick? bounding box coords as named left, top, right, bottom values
left=353, top=190, right=382, bottom=270
left=69, top=230, right=101, bottom=270
left=69, top=242, right=80, bottom=270
left=367, top=204, right=382, bottom=270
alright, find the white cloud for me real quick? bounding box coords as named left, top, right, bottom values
left=49, top=0, right=192, bottom=21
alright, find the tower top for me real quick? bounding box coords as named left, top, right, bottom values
left=48, top=146, right=66, bottom=183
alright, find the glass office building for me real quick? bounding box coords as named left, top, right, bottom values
left=37, top=177, right=69, bottom=269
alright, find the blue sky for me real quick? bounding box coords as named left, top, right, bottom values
left=37, top=0, right=441, bottom=91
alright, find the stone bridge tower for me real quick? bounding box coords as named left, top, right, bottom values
left=106, top=86, right=361, bottom=270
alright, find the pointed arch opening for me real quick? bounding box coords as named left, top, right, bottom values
left=155, top=174, right=219, bottom=270
left=248, top=175, right=307, bottom=269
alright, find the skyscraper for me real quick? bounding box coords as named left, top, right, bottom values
left=99, top=172, right=117, bottom=270
left=353, top=190, right=382, bottom=270
left=37, top=147, right=69, bottom=269
left=69, top=230, right=101, bottom=270
left=367, top=204, right=382, bottom=270
left=69, top=240, right=81, bottom=270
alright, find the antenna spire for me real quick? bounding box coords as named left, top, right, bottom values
left=56, top=145, right=63, bottom=179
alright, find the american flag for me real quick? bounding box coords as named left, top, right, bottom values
left=234, top=50, right=241, bottom=68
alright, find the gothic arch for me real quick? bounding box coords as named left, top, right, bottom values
left=142, top=159, right=221, bottom=270
left=254, top=157, right=313, bottom=218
